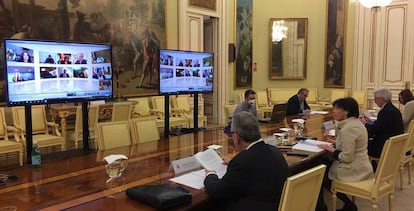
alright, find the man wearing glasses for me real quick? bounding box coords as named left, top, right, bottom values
left=204, top=111, right=289, bottom=210
left=287, top=88, right=311, bottom=115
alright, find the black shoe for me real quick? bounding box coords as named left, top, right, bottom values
left=336, top=203, right=357, bottom=211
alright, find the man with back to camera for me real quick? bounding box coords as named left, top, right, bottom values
left=234, top=89, right=258, bottom=118
left=204, top=111, right=289, bottom=211
left=286, top=88, right=311, bottom=115
left=360, top=88, right=404, bottom=165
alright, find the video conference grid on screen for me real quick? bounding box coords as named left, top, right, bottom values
left=159, top=50, right=214, bottom=94
left=4, top=39, right=113, bottom=105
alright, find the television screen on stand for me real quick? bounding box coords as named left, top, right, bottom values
left=4, top=39, right=113, bottom=106
left=159, top=49, right=214, bottom=95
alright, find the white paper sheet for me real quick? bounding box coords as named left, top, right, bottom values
left=292, top=139, right=332, bottom=152
left=194, top=149, right=227, bottom=178
left=169, top=169, right=206, bottom=189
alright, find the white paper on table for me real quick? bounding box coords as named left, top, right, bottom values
left=169, top=169, right=206, bottom=189
left=292, top=139, right=332, bottom=152
left=328, top=129, right=336, bottom=136
left=273, top=133, right=285, bottom=137
left=103, top=154, right=128, bottom=164
left=292, top=119, right=305, bottom=124
left=310, top=110, right=329, bottom=115
left=279, top=128, right=291, bottom=132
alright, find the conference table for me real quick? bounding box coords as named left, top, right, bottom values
left=0, top=112, right=333, bottom=211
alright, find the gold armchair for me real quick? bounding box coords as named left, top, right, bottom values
left=111, top=102, right=133, bottom=122
left=399, top=120, right=414, bottom=190
left=332, top=133, right=409, bottom=211
left=278, top=164, right=326, bottom=211
left=0, top=107, right=24, bottom=166
left=12, top=105, right=65, bottom=152
left=67, top=105, right=99, bottom=149
left=151, top=96, right=188, bottom=128
left=172, top=95, right=207, bottom=127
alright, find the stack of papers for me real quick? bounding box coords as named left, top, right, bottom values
left=310, top=111, right=329, bottom=115
left=292, top=139, right=332, bottom=152
left=169, top=148, right=228, bottom=190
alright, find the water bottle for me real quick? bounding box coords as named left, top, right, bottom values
left=31, top=141, right=41, bottom=168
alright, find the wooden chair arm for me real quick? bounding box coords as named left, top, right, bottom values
left=46, top=121, right=62, bottom=136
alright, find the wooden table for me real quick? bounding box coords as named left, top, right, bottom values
left=0, top=113, right=332, bottom=210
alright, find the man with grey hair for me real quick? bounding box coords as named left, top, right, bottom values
left=360, top=88, right=403, bottom=161
left=287, top=88, right=311, bottom=115
left=204, top=111, right=288, bottom=210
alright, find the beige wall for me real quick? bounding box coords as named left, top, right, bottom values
left=166, top=0, right=355, bottom=102
left=237, top=0, right=355, bottom=101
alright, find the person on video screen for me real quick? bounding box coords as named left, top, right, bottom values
left=19, top=51, right=32, bottom=63
left=74, top=53, right=87, bottom=64
left=44, top=55, right=55, bottom=64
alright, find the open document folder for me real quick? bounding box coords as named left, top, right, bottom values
left=170, top=149, right=227, bottom=190
left=292, top=139, right=332, bottom=152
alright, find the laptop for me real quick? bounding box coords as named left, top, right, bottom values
left=258, top=103, right=288, bottom=124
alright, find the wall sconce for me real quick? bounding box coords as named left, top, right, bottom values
left=271, top=20, right=288, bottom=42
left=350, top=0, right=392, bottom=9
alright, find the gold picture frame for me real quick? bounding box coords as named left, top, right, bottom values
left=324, top=0, right=347, bottom=88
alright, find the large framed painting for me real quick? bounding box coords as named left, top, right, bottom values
left=0, top=0, right=166, bottom=101
left=235, top=0, right=253, bottom=89
left=324, top=0, right=347, bottom=88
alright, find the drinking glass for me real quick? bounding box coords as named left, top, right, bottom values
left=105, top=159, right=128, bottom=182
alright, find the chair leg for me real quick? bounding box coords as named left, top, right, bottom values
left=332, top=190, right=337, bottom=210
left=389, top=193, right=394, bottom=211
left=400, top=164, right=404, bottom=190
left=19, top=151, right=23, bottom=166
left=408, top=160, right=412, bottom=184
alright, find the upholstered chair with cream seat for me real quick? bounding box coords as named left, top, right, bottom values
left=332, top=133, right=409, bottom=211
left=0, top=107, right=24, bottom=166
left=67, top=105, right=99, bottom=149
left=12, top=105, right=66, bottom=152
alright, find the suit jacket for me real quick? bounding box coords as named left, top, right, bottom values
left=329, top=117, right=374, bottom=182
left=204, top=141, right=289, bottom=211
left=366, top=102, right=404, bottom=158
left=286, top=94, right=310, bottom=115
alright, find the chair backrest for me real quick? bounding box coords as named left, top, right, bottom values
left=352, top=90, right=366, bottom=108
left=111, top=102, right=132, bottom=121
left=404, top=120, right=414, bottom=154
left=0, top=107, right=9, bottom=140
left=268, top=88, right=297, bottom=104
left=223, top=104, right=238, bottom=123
left=96, top=121, right=132, bottom=150
left=306, top=88, right=318, bottom=104
left=330, top=89, right=349, bottom=103
left=152, top=96, right=168, bottom=113
left=175, top=95, right=191, bottom=113
left=256, top=90, right=269, bottom=107
left=130, top=118, right=160, bottom=144
left=12, top=105, right=48, bottom=134
left=278, top=164, right=326, bottom=211
left=74, top=105, right=99, bottom=137
left=373, top=133, right=409, bottom=194
left=129, top=97, right=152, bottom=117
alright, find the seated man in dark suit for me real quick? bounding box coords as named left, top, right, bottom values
left=286, top=88, right=311, bottom=115
left=360, top=88, right=404, bottom=160
left=204, top=111, right=289, bottom=211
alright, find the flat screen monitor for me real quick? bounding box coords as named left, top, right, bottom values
left=4, top=39, right=113, bottom=106
left=159, top=49, right=214, bottom=95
